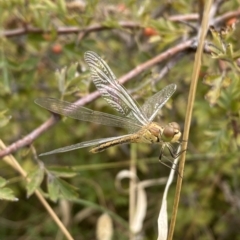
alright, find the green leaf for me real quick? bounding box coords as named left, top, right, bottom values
left=0, top=110, right=11, bottom=128
left=203, top=74, right=231, bottom=106
left=0, top=177, right=7, bottom=188
left=41, top=0, right=57, bottom=11
left=232, top=49, right=240, bottom=59
left=47, top=166, right=78, bottom=178
left=0, top=187, right=18, bottom=202
left=0, top=52, right=10, bottom=91
left=55, top=62, right=84, bottom=96
left=65, top=62, right=81, bottom=86
left=58, top=0, right=67, bottom=14
left=26, top=165, right=45, bottom=198
left=56, top=66, right=67, bottom=94
left=209, top=26, right=236, bottom=62
left=47, top=174, right=79, bottom=202
left=0, top=177, right=18, bottom=201
left=47, top=175, right=60, bottom=202
left=58, top=178, right=79, bottom=200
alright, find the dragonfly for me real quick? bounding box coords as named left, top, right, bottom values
left=35, top=51, right=182, bottom=159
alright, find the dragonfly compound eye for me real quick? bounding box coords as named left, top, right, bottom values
left=162, top=122, right=181, bottom=142
left=162, top=125, right=175, bottom=139
left=170, top=122, right=180, bottom=131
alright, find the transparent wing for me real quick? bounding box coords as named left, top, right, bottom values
left=35, top=98, right=143, bottom=132
left=39, top=134, right=132, bottom=156
left=141, top=84, right=177, bottom=122
left=84, top=51, right=149, bottom=125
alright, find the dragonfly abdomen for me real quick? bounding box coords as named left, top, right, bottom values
left=90, top=134, right=140, bottom=153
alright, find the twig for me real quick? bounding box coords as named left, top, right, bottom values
left=1, top=21, right=141, bottom=38
left=214, top=9, right=240, bottom=26
left=168, top=14, right=198, bottom=22
left=0, top=116, right=59, bottom=158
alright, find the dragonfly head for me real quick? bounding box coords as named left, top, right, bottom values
left=162, top=122, right=181, bottom=143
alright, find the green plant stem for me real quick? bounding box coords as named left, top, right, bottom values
left=167, top=1, right=213, bottom=239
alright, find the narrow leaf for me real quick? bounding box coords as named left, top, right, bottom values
left=157, top=147, right=180, bottom=240
left=47, top=174, right=60, bottom=202
left=48, top=166, right=77, bottom=178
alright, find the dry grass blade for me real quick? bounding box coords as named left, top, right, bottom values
left=96, top=213, right=113, bottom=240
left=158, top=147, right=180, bottom=240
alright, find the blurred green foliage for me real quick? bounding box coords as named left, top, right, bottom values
left=0, top=0, right=240, bottom=239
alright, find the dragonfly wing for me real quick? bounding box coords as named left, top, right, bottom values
left=35, top=98, right=142, bottom=131
left=39, top=134, right=133, bottom=156
left=141, top=84, right=177, bottom=122
left=84, top=51, right=149, bottom=125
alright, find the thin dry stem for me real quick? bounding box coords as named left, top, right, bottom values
left=1, top=21, right=141, bottom=38
left=167, top=1, right=213, bottom=240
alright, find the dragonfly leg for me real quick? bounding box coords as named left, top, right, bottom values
left=159, top=144, right=174, bottom=159
left=166, top=144, right=187, bottom=159
left=158, top=145, right=181, bottom=175
left=158, top=157, right=182, bottom=177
